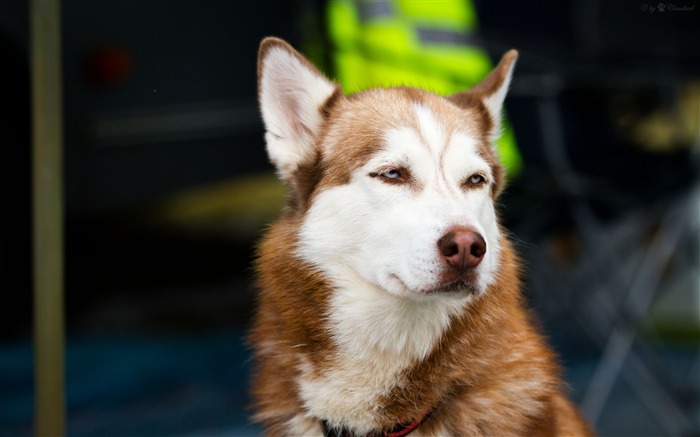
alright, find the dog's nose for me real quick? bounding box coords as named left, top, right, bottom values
left=437, top=227, right=486, bottom=270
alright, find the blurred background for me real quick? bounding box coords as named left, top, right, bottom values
left=0, top=0, right=698, bottom=436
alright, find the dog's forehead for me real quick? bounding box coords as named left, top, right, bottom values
left=323, top=87, right=489, bottom=170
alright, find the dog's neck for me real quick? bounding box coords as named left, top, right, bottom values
left=293, top=269, right=477, bottom=435
left=326, top=272, right=472, bottom=362
left=321, top=408, right=432, bottom=437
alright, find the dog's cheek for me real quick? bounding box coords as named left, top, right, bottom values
left=371, top=199, right=445, bottom=288
left=469, top=193, right=502, bottom=288
left=297, top=185, right=373, bottom=266
left=475, top=192, right=500, bottom=241
left=331, top=181, right=423, bottom=287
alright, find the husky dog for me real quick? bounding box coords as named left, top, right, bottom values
left=250, top=37, right=593, bottom=437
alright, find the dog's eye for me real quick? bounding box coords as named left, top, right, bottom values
left=383, top=169, right=401, bottom=179
left=370, top=167, right=410, bottom=184
left=469, top=174, right=485, bottom=184
left=464, top=173, right=487, bottom=188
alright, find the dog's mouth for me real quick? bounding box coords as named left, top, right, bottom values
left=390, top=272, right=480, bottom=296
left=428, top=276, right=480, bottom=295
left=433, top=278, right=479, bottom=294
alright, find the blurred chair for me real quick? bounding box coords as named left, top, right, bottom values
left=518, top=72, right=699, bottom=435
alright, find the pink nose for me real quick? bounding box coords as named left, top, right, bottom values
left=437, top=227, right=486, bottom=271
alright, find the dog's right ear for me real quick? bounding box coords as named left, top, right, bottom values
left=258, top=37, right=340, bottom=182
left=450, top=50, right=518, bottom=142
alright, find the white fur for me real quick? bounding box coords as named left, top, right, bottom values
left=298, top=345, right=405, bottom=434
left=296, top=293, right=474, bottom=434
left=286, top=414, right=324, bottom=437
left=297, top=276, right=468, bottom=432
left=258, top=45, right=336, bottom=180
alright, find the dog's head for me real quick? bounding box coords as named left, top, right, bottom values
left=258, top=37, right=517, bottom=301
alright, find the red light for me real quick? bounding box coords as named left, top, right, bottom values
left=85, top=44, right=133, bottom=87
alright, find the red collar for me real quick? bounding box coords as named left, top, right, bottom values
left=320, top=409, right=431, bottom=437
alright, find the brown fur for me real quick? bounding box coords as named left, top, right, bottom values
left=250, top=38, right=593, bottom=437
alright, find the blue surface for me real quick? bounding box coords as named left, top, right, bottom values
left=2, top=328, right=697, bottom=436
left=0, top=329, right=262, bottom=436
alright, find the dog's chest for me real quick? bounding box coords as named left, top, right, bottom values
left=295, top=286, right=468, bottom=433
left=296, top=348, right=410, bottom=434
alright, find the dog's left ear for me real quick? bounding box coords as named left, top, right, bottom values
left=450, top=50, right=518, bottom=141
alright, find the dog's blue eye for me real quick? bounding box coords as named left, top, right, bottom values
left=467, top=174, right=486, bottom=186
left=369, top=168, right=409, bottom=184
